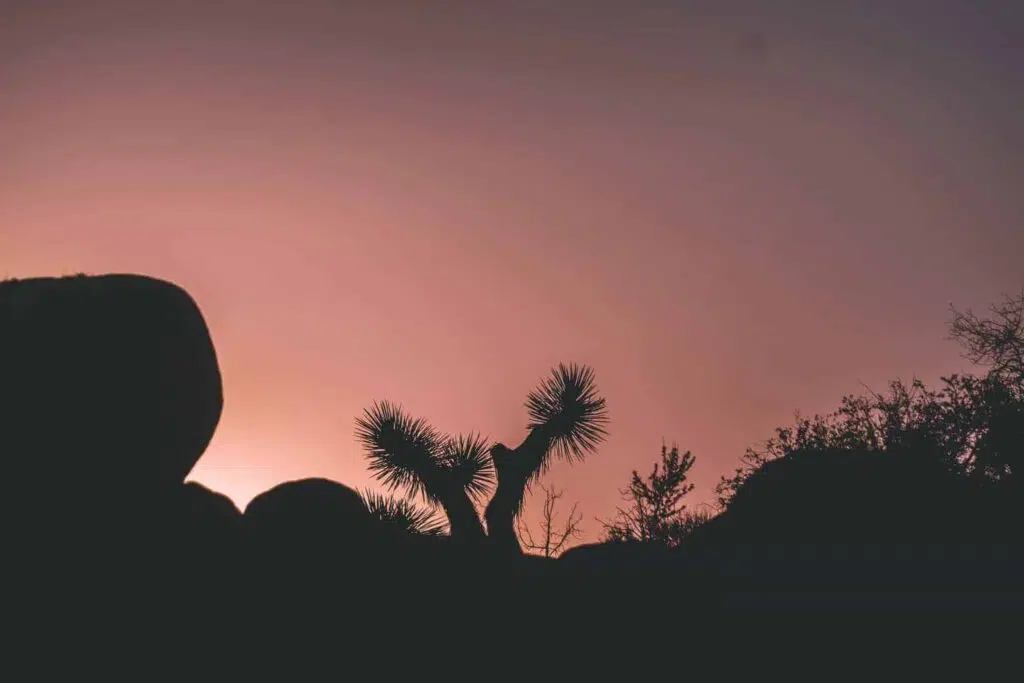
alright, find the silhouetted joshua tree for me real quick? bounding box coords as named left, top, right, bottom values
left=354, top=363, right=609, bottom=555
left=360, top=489, right=448, bottom=536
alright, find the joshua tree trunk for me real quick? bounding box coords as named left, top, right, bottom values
left=439, top=486, right=488, bottom=545
left=484, top=428, right=552, bottom=556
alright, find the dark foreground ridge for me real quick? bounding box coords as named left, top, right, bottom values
left=2, top=274, right=1022, bottom=655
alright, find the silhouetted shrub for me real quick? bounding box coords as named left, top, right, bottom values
left=715, top=374, right=1024, bottom=507
left=600, top=443, right=711, bottom=547
left=949, top=289, right=1024, bottom=389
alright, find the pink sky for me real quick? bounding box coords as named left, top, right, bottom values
left=3, top=1, right=1021, bottom=543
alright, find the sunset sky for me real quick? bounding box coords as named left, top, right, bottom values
left=2, top=0, right=1022, bottom=543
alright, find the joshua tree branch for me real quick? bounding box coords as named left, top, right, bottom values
left=485, top=427, right=552, bottom=555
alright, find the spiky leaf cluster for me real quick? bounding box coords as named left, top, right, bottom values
left=355, top=400, right=495, bottom=506
left=359, top=489, right=448, bottom=536
left=524, top=362, right=610, bottom=466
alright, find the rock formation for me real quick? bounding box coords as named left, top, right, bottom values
left=1, top=273, right=223, bottom=500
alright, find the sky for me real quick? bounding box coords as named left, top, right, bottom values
left=2, top=0, right=1022, bottom=544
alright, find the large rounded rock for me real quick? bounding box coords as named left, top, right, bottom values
left=153, top=482, right=244, bottom=589
left=169, top=481, right=243, bottom=551
left=242, top=478, right=379, bottom=570
left=711, top=447, right=971, bottom=544
left=0, top=273, right=223, bottom=493
left=677, top=446, right=1016, bottom=587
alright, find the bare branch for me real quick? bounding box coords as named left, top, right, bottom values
left=948, top=289, right=1024, bottom=388
left=515, top=481, right=584, bottom=558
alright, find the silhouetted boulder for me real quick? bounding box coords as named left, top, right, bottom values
left=711, top=447, right=970, bottom=542
left=559, top=539, right=675, bottom=570
left=132, top=481, right=245, bottom=598
left=679, top=447, right=1020, bottom=586
left=0, top=273, right=223, bottom=501
left=242, top=478, right=381, bottom=574
left=169, top=481, right=243, bottom=549
left=181, top=480, right=242, bottom=520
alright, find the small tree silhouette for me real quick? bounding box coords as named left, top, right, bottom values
left=600, top=443, right=709, bottom=547
left=354, top=363, right=609, bottom=554
left=949, top=289, right=1024, bottom=390
left=515, top=481, right=583, bottom=558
